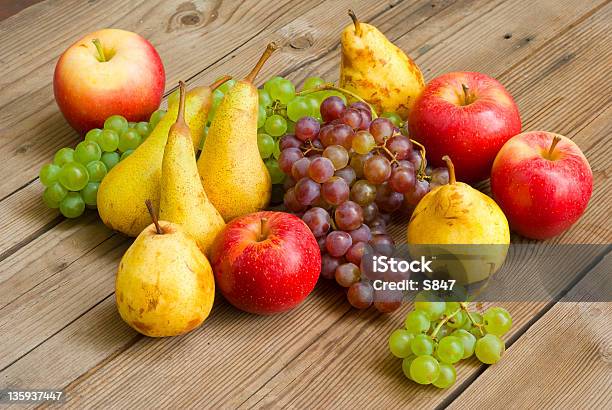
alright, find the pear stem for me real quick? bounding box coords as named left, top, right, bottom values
left=348, top=9, right=362, bottom=36
left=176, top=81, right=187, bottom=124
left=245, top=42, right=279, bottom=83
left=548, top=135, right=561, bottom=158
left=92, top=39, right=106, bottom=62
left=145, top=200, right=163, bottom=234
left=258, top=218, right=269, bottom=241
left=209, top=75, right=232, bottom=91
left=442, top=155, right=456, bottom=184
left=297, top=83, right=378, bottom=119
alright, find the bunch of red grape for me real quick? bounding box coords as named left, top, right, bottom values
left=277, top=96, right=450, bottom=312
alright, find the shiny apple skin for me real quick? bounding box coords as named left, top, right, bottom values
left=210, top=211, right=321, bottom=315
left=408, top=71, right=521, bottom=183
left=491, top=131, right=593, bottom=239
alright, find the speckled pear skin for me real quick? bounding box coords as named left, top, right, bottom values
left=97, top=88, right=212, bottom=237
left=115, top=222, right=215, bottom=337
left=159, top=84, right=225, bottom=254
left=340, top=12, right=425, bottom=119
left=197, top=80, right=271, bottom=221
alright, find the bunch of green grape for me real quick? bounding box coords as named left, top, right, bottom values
left=39, top=110, right=166, bottom=218
left=388, top=294, right=512, bottom=389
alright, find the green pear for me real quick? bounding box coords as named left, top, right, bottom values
left=115, top=201, right=215, bottom=337
left=159, top=81, right=225, bottom=253
left=98, top=76, right=230, bottom=237
left=198, top=43, right=278, bottom=221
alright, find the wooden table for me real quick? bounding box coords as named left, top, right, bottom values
left=1, top=1, right=610, bottom=408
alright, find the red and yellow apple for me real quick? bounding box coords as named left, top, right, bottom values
left=408, top=71, right=521, bottom=183
left=54, top=29, right=165, bottom=134
left=491, top=131, right=593, bottom=239
left=210, top=211, right=321, bottom=315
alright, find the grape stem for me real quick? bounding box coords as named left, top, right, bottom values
left=145, top=199, right=163, bottom=235
left=297, top=83, right=379, bottom=119
left=431, top=309, right=460, bottom=339
left=92, top=39, right=106, bottom=62
left=302, top=140, right=323, bottom=155
left=460, top=302, right=485, bottom=336
left=408, top=138, right=429, bottom=180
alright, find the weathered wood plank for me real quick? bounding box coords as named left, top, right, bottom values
left=17, top=0, right=609, bottom=407
left=447, top=252, right=612, bottom=410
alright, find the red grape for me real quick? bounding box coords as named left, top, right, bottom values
left=347, top=282, right=374, bottom=309
left=308, top=157, right=335, bottom=183
left=335, top=263, right=361, bottom=287
left=321, top=176, right=350, bottom=205
left=279, top=147, right=303, bottom=174
left=331, top=124, right=354, bottom=149
left=373, top=289, right=403, bottom=313
left=349, top=224, right=372, bottom=243
left=323, top=145, right=349, bottom=170
left=335, top=166, right=356, bottom=187
left=386, top=135, right=412, bottom=160
left=364, top=155, right=392, bottom=184
left=376, top=183, right=404, bottom=213
left=350, top=180, right=377, bottom=205
left=334, top=201, right=364, bottom=231
left=321, top=254, right=342, bottom=280
left=326, top=231, right=353, bottom=257
left=370, top=234, right=395, bottom=257
left=302, top=207, right=331, bottom=237
left=404, top=179, right=430, bottom=206
left=350, top=153, right=372, bottom=178
left=321, top=96, right=345, bottom=122
left=318, top=124, right=334, bottom=146
left=362, top=202, right=379, bottom=223
left=295, top=116, right=320, bottom=141
left=431, top=167, right=450, bottom=185
left=358, top=109, right=372, bottom=130
left=350, top=101, right=371, bottom=113
left=346, top=241, right=373, bottom=265
left=280, top=134, right=302, bottom=150
left=341, top=108, right=362, bottom=129
left=294, top=177, right=321, bottom=205
left=389, top=165, right=416, bottom=193
left=284, top=187, right=306, bottom=212
left=291, top=157, right=311, bottom=180
left=369, top=118, right=394, bottom=143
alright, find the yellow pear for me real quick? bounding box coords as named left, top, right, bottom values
left=98, top=76, right=230, bottom=237
left=340, top=10, right=425, bottom=119
left=116, top=200, right=215, bottom=337
left=198, top=43, right=277, bottom=221
left=407, top=156, right=510, bottom=284
left=159, top=81, right=225, bottom=253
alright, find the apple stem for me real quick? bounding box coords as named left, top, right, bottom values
left=461, top=84, right=472, bottom=105
left=442, top=155, right=456, bottom=184
left=548, top=135, right=561, bottom=158
left=258, top=218, right=269, bottom=241
left=92, top=39, right=106, bottom=62
left=348, top=10, right=362, bottom=36
left=145, top=199, right=163, bottom=234
left=209, top=75, right=232, bottom=91
left=245, top=42, right=279, bottom=84
left=176, top=81, right=187, bottom=124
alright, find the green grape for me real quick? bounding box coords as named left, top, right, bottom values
left=99, top=129, right=119, bottom=152
left=286, top=120, right=296, bottom=134
left=53, top=147, right=75, bottom=167
left=81, top=182, right=100, bottom=207
left=44, top=182, right=67, bottom=203
left=445, top=301, right=461, bottom=314
left=118, top=129, right=142, bottom=153
left=60, top=192, right=85, bottom=218
left=104, top=115, right=128, bottom=136
left=258, top=89, right=273, bottom=107
left=272, top=139, right=281, bottom=160
left=415, top=300, right=446, bottom=321
left=264, top=114, right=287, bottom=137
left=136, top=122, right=150, bottom=138
left=257, top=105, right=267, bottom=129
left=410, top=355, right=440, bottom=385
left=263, top=76, right=284, bottom=94
left=431, top=322, right=450, bottom=339
left=436, top=336, right=464, bottom=364
left=475, top=334, right=505, bottom=364
left=452, top=329, right=477, bottom=359
left=286, top=97, right=311, bottom=122
left=84, top=128, right=103, bottom=145
left=433, top=363, right=456, bottom=389
left=257, top=133, right=275, bottom=159
left=388, top=329, right=414, bottom=358
left=59, top=162, right=89, bottom=191
left=312, top=91, right=329, bottom=106
left=447, top=310, right=467, bottom=329
left=120, top=150, right=134, bottom=161
left=483, top=307, right=512, bottom=336
left=149, top=109, right=166, bottom=128
left=404, top=310, right=430, bottom=334
left=128, top=121, right=136, bottom=128
left=468, top=311, right=484, bottom=337
left=302, top=76, right=325, bottom=91
left=305, top=95, right=321, bottom=119
left=74, top=141, right=102, bottom=164
left=217, top=78, right=236, bottom=94
left=269, top=78, right=295, bottom=104
left=410, top=334, right=434, bottom=356
left=401, top=355, right=416, bottom=380
left=381, top=112, right=402, bottom=128
left=265, top=159, right=285, bottom=184
left=101, top=152, right=120, bottom=171
left=39, top=163, right=61, bottom=186
left=42, top=192, right=60, bottom=209
left=86, top=160, right=107, bottom=182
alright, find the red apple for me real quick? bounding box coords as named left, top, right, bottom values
left=408, top=72, right=521, bottom=182
left=54, top=29, right=165, bottom=134
left=491, top=131, right=593, bottom=239
left=210, top=211, right=321, bottom=315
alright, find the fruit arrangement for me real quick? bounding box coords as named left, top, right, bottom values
left=34, top=7, right=594, bottom=391
left=389, top=295, right=512, bottom=388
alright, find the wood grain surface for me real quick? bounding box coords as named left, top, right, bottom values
left=0, top=0, right=610, bottom=409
